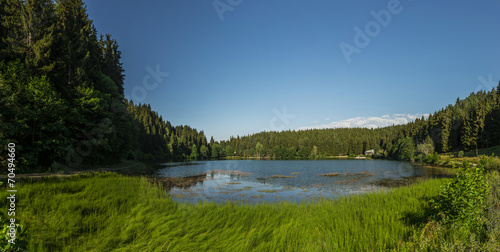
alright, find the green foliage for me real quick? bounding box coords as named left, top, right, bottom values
left=458, top=150, right=465, bottom=158
left=414, top=153, right=423, bottom=163
left=444, top=156, right=451, bottom=165
left=483, top=170, right=500, bottom=250
left=189, top=144, right=198, bottom=161
left=416, top=135, right=435, bottom=156
left=255, top=142, right=263, bottom=158
left=127, top=102, right=208, bottom=162
left=423, top=152, right=440, bottom=165
left=0, top=0, right=137, bottom=171
left=390, top=137, right=415, bottom=161
left=0, top=60, right=70, bottom=171
left=479, top=154, right=500, bottom=171
left=211, top=143, right=223, bottom=159
left=431, top=161, right=490, bottom=231
left=225, top=145, right=234, bottom=157
left=406, top=170, right=500, bottom=251
left=200, top=145, right=209, bottom=160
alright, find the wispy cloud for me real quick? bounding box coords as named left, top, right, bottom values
left=298, top=113, right=429, bottom=130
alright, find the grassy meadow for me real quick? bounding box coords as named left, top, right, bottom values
left=1, top=173, right=448, bottom=251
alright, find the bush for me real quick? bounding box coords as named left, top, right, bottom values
left=423, top=152, right=439, bottom=165
left=444, top=156, right=451, bottom=165
left=458, top=151, right=465, bottom=158
left=414, top=154, right=423, bottom=163
left=431, top=161, right=490, bottom=231
left=479, top=155, right=500, bottom=171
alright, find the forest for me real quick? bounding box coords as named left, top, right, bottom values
left=1, top=0, right=500, bottom=174
left=0, top=0, right=209, bottom=172
left=216, top=87, right=500, bottom=161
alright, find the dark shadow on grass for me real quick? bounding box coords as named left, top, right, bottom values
left=401, top=196, right=437, bottom=226
left=400, top=195, right=439, bottom=239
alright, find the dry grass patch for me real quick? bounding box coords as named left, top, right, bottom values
left=318, top=172, right=340, bottom=177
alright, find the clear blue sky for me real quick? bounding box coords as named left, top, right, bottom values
left=85, top=0, right=500, bottom=141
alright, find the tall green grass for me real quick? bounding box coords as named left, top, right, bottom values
left=1, top=173, right=447, bottom=251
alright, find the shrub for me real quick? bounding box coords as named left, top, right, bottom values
left=458, top=151, right=465, bottom=158
left=479, top=155, right=500, bottom=171
left=414, top=154, right=422, bottom=163
left=444, top=156, right=451, bottom=165
left=431, top=161, right=490, bottom=232
left=423, top=152, right=439, bottom=165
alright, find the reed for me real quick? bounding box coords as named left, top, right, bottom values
left=1, top=172, right=447, bottom=251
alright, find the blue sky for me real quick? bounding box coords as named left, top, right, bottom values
left=85, top=0, right=500, bottom=141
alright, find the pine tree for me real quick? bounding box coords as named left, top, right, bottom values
left=0, top=0, right=9, bottom=61
left=51, top=0, right=91, bottom=95
left=1, top=0, right=24, bottom=62
left=100, top=34, right=125, bottom=94
left=440, top=112, right=451, bottom=152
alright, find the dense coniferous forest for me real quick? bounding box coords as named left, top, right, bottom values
left=0, top=0, right=208, bottom=172
left=216, top=87, right=500, bottom=160
left=1, top=0, right=499, bottom=173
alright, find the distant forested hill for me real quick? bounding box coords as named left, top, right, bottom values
left=215, top=87, right=500, bottom=160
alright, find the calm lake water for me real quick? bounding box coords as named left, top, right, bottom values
left=156, top=160, right=451, bottom=204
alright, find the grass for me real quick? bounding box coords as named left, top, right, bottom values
left=2, top=172, right=449, bottom=251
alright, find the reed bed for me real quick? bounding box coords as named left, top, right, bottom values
left=2, top=172, right=447, bottom=251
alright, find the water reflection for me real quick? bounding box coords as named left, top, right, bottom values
left=155, top=160, right=454, bottom=204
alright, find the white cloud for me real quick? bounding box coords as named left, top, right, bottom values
left=298, top=113, right=429, bottom=131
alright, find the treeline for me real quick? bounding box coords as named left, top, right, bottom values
left=215, top=85, right=500, bottom=160
left=127, top=101, right=209, bottom=162
left=0, top=0, right=207, bottom=172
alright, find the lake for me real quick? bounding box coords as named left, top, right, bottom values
left=155, top=160, right=451, bottom=204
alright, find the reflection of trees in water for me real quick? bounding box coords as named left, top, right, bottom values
left=372, top=168, right=455, bottom=188
left=150, top=173, right=206, bottom=189
left=153, top=169, right=253, bottom=189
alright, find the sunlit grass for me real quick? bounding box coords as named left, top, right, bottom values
left=2, top=172, right=448, bottom=251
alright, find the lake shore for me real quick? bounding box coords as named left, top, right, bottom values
left=2, top=172, right=447, bottom=251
